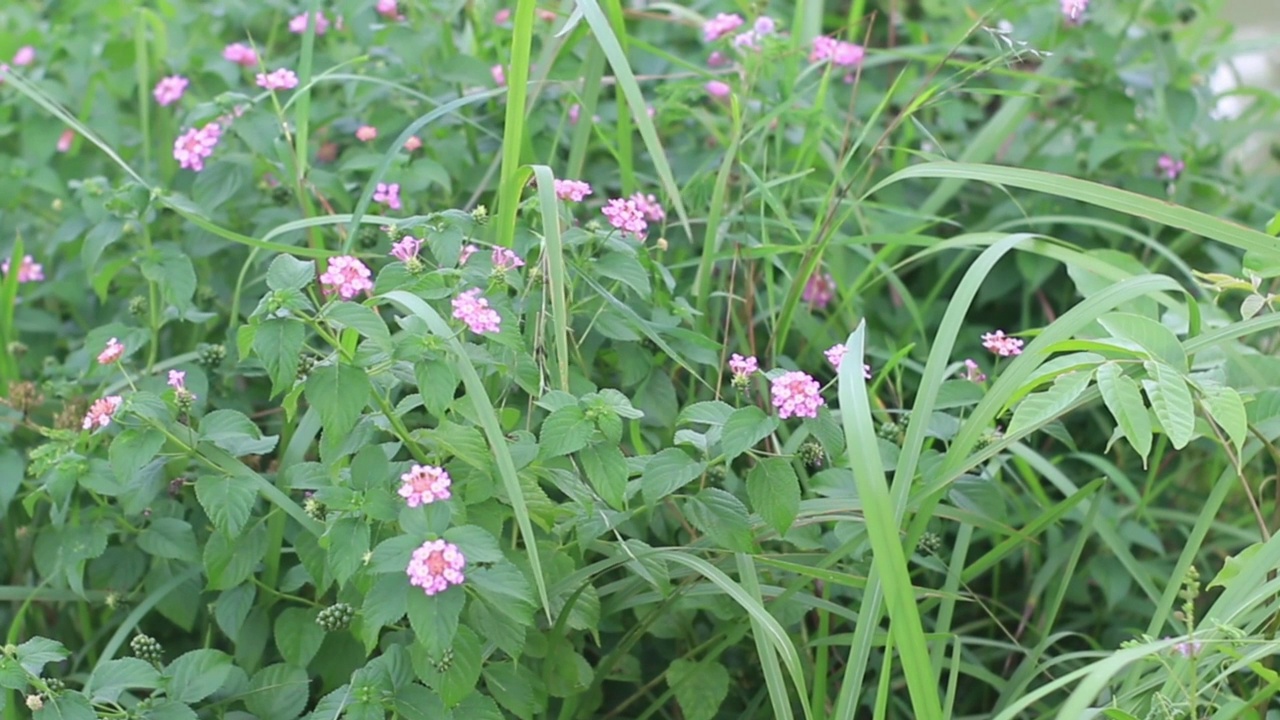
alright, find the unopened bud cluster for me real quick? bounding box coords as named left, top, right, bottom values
left=316, top=602, right=354, bottom=631
left=131, top=634, right=164, bottom=665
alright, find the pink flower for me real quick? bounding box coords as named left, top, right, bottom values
left=981, top=330, right=1024, bottom=357
left=390, top=235, right=422, bottom=263
left=706, top=80, right=731, bottom=98
left=289, top=11, right=331, bottom=34
left=406, top=539, right=466, bottom=596
left=167, top=370, right=187, bottom=391
left=1061, top=0, right=1088, bottom=22
left=153, top=75, right=189, bottom=106
left=223, top=43, right=259, bottom=67
left=494, top=8, right=512, bottom=23
left=403, top=135, right=422, bottom=152
left=12, top=46, right=35, bottom=67
left=1173, top=640, right=1202, bottom=657
left=962, top=358, right=986, bottom=383
left=97, top=338, right=125, bottom=365
left=554, top=179, right=593, bottom=202
left=173, top=122, right=223, bottom=172
left=398, top=464, right=452, bottom=506
left=319, top=255, right=374, bottom=299
left=728, top=353, right=758, bottom=379
left=0, top=64, right=9, bottom=84
left=771, top=371, right=825, bottom=419
left=459, top=244, right=479, bottom=265
left=708, top=51, right=728, bottom=68
left=491, top=64, right=506, bottom=86
left=824, top=344, right=873, bottom=379
left=602, top=198, right=648, bottom=239
left=452, top=288, right=502, bottom=334
left=732, top=18, right=775, bottom=50
left=256, top=68, right=299, bottom=91
left=703, top=12, right=745, bottom=42
left=376, top=0, right=400, bottom=19
left=83, top=395, right=123, bottom=430
left=630, top=192, right=665, bottom=222
left=810, top=37, right=865, bottom=67
left=373, top=182, right=401, bottom=210
left=56, top=129, right=74, bottom=153
left=538, top=8, right=556, bottom=21
left=355, top=125, right=378, bottom=142
left=568, top=103, right=581, bottom=124
left=1158, top=154, right=1185, bottom=181
left=803, top=272, right=835, bottom=310
left=491, top=247, right=525, bottom=271
left=2, top=255, right=43, bottom=283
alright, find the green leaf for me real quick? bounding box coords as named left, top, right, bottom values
left=253, top=319, right=306, bottom=398
left=191, top=159, right=250, bottom=213
left=413, top=624, right=483, bottom=707
left=577, top=443, right=628, bottom=510
left=1097, top=312, right=1186, bottom=370
left=305, top=363, right=372, bottom=444
left=16, top=637, right=68, bottom=675
left=720, top=406, right=779, bottom=462
left=324, top=517, right=370, bottom=585
left=483, top=661, right=546, bottom=720
left=667, top=659, right=730, bottom=720
left=406, top=585, right=465, bottom=657
left=198, top=409, right=279, bottom=456
left=1096, top=363, right=1153, bottom=465
left=140, top=244, right=198, bottom=314
left=429, top=421, right=491, bottom=470
left=414, top=358, right=458, bottom=417
left=442, top=525, right=505, bottom=564
left=86, top=658, right=161, bottom=703
left=33, top=693, right=96, bottom=720
left=109, top=428, right=166, bottom=482
left=139, top=700, right=199, bottom=720
left=746, top=458, right=801, bottom=536
left=137, top=518, right=198, bottom=562
left=1202, top=384, right=1247, bottom=456
left=360, top=574, right=410, bottom=651
left=245, top=664, right=310, bottom=720
left=1207, top=541, right=1263, bottom=590
left=325, top=302, right=392, bottom=352
left=204, top=525, right=268, bottom=590
left=274, top=608, right=325, bottom=668
left=194, top=475, right=256, bottom=536
left=164, top=649, right=233, bottom=703
left=214, top=585, right=256, bottom=641
left=81, top=218, right=125, bottom=275
left=1007, top=370, right=1094, bottom=438
left=467, top=563, right=535, bottom=624
left=267, top=254, right=317, bottom=293
left=594, top=251, right=651, bottom=295
left=538, top=406, right=594, bottom=459
left=1143, top=361, right=1196, bottom=449
left=684, top=488, right=755, bottom=552
left=641, top=448, right=706, bottom=504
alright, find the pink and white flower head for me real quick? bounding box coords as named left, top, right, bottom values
left=12, top=46, right=35, bottom=67
left=452, top=288, right=502, bottom=334
left=554, top=179, right=593, bottom=202
left=1061, top=0, right=1088, bottom=23
left=810, top=36, right=865, bottom=67
left=602, top=198, right=648, bottom=240
left=97, top=338, right=125, bottom=365
left=2, top=255, right=44, bottom=283
left=373, top=182, right=401, bottom=210
left=56, top=129, right=74, bottom=153
left=733, top=17, right=776, bottom=50
left=568, top=103, right=581, bottom=124
left=173, top=122, right=223, bottom=172
left=494, top=8, right=512, bottom=23
left=728, top=353, right=758, bottom=383
left=153, top=75, right=189, bottom=106
left=702, top=13, right=745, bottom=42
left=289, top=11, right=331, bottom=34
left=962, top=358, right=986, bottom=382
left=376, top=0, right=401, bottom=19
left=1173, top=640, right=1202, bottom=658
left=824, top=344, right=872, bottom=379
left=83, top=395, right=123, bottom=430
left=319, top=255, right=374, bottom=299
left=1157, top=154, right=1185, bottom=181
left=256, top=68, right=299, bottom=91
left=406, top=539, right=466, bottom=596
left=167, top=370, right=187, bottom=391
left=398, top=464, right=452, bottom=506
left=706, top=80, right=731, bottom=99
left=355, top=125, right=378, bottom=142
left=491, top=64, right=506, bottom=86
left=707, top=51, right=729, bottom=68
left=491, top=247, right=525, bottom=271
left=803, top=272, right=835, bottom=310
left=390, top=235, right=422, bottom=263
left=403, top=135, right=422, bottom=152
left=223, top=43, right=259, bottom=67
left=771, top=371, right=825, bottom=419
left=629, top=193, right=665, bottom=222
left=459, top=244, right=479, bottom=265
left=981, top=330, right=1024, bottom=357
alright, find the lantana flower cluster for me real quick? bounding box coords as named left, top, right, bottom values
left=396, top=464, right=466, bottom=596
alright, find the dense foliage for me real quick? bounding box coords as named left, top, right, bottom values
left=3, top=0, right=1280, bottom=718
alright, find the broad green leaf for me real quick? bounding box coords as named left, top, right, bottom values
left=245, top=664, right=310, bottom=719
left=684, top=488, right=755, bottom=552
left=214, top=585, right=256, bottom=641
left=594, top=251, right=651, bottom=295
left=360, top=574, right=411, bottom=651
left=1096, top=363, right=1153, bottom=465
left=577, top=443, right=628, bottom=510
left=1098, top=312, right=1186, bottom=370
left=86, top=658, right=160, bottom=703
left=467, top=563, right=535, bottom=625
left=1202, top=384, right=1247, bottom=455
left=198, top=409, right=279, bottom=456
left=141, top=244, right=198, bottom=314
left=204, top=525, right=268, bottom=590
left=267, top=254, right=317, bottom=293
left=414, top=358, right=458, bottom=417
left=406, top=586, right=465, bottom=657
left=1143, top=361, right=1196, bottom=449
left=640, top=448, right=706, bottom=504
left=746, top=457, right=801, bottom=536
left=275, top=608, right=325, bottom=668
left=442, top=525, right=504, bottom=564
left=15, top=637, right=68, bottom=675
left=413, top=625, right=483, bottom=707
left=483, top=662, right=546, bottom=720
left=667, top=659, right=730, bottom=720
left=325, top=302, right=392, bottom=351
left=33, top=693, right=96, bottom=720
left=137, top=518, right=198, bottom=562
left=721, top=406, right=779, bottom=462
left=305, top=363, right=372, bottom=445
left=164, top=649, right=233, bottom=703
left=677, top=400, right=735, bottom=427
left=140, top=700, right=199, bottom=720
left=1007, top=370, right=1095, bottom=438
left=429, top=421, right=491, bottom=470
left=324, top=517, right=370, bottom=585
left=538, top=406, right=594, bottom=459
left=253, top=319, right=305, bottom=398
left=109, top=428, right=166, bottom=482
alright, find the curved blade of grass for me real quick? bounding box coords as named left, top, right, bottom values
left=0, top=238, right=23, bottom=389
left=383, top=290, right=551, bottom=619
left=292, top=0, right=321, bottom=188
left=495, top=0, right=539, bottom=253
left=529, top=165, right=571, bottom=392
left=735, top=554, right=798, bottom=720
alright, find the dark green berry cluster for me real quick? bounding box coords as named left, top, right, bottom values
left=316, top=603, right=354, bottom=631
left=917, top=532, right=942, bottom=556
left=797, top=441, right=825, bottom=468
left=197, top=343, right=225, bottom=369
left=130, top=634, right=163, bottom=665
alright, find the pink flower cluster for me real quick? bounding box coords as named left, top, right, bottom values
left=12, top=46, right=35, bottom=67
left=98, top=338, right=125, bottom=365
left=771, top=371, right=825, bottom=419
left=803, top=272, right=835, bottom=310
left=168, top=370, right=197, bottom=400
left=728, top=353, right=758, bottom=380
left=962, top=358, right=986, bottom=383
left=224, top=43, right=259, bottom=67
left=982, top=330, right=1023, bottom=357
left=83, top=395, right=123, bottom=430
left=153, top=75, right=189, bottom=106
left=491, top=247, right=525, bottom=271
left=706, top=80, right=731, bottom=98
left=1158, top=154, right=1185, bottom=181
left=492, top=65, right=506, bottom=86
left=373, top=182, right=401, bottom=210
left=824, top=343, right=872, bottom=380
left=1061, top=0, right=1088, bottom=22
left=630, top=192, right=665, bottom=222
left=733, top=17, right=777, bottom=50
left=398, top=464, right=452, bottom=507
left=602, top=198, right=649, bottom=239
left=376, top=0, right=402, bottom=20
left=452, top=288, right=501, bottom=334
left=289, top=11, right=331, bottom=35
left=173, top=122, right=223, bottom=172
left=356, top=125, right=378, bottom=142
left=702, top=13, right=745, bottom=42
left=2, top=255, right=43, bottom=283
left=554, top=179, right=593, bottom=202
left=810, top=37, right=865, bottom=67
left=390, top=236, right=422, bottom=263
left=256, top=68, right=299, bottom=91
left=319, top=256, right=374, bottom=299
left=406, top=539, right=466, bottom=596
left=459, top=245, right=479, bottom=265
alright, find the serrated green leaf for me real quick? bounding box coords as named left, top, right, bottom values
left=267, top=255, right=317, bottom=293
left=641, top=448, right=706, bottom=504
left=306, top=363, right=372, bottom=445
left=1096, top=362, right=1153, bottom=465
left=1203, top=384, right=1247, bottom=455
left=415, top=359, right=458, bottom=417
left=594, top=251, right=651, bottom=295
left=429, top=421, right=491, bottom=470
left=1143, top=361, right=1196, bottom=449
left=194, top=475, right=255, bottom=537
left=746, top=458, right=800, bottom=536
left=325, top=302, right=392, bottom=351
left=245, top=664, right=309, bottom=720
left=86, top=658, right=160, bottom=703
left=109, top=428, right=166, bottom=482
left=253, top=319, right=305, bottom=398
left=198, top=409, right=279, bottom=456
left=1098, top=312, right=1186, bottom=370
left=538, top=406, right=594, bottom=459
left=406, top=585, right=465, bottom=657
left=468, top=562, right=534, bottom=624
left=484, top=662, right=546, bottom=720
left=684, top=488, right=755, bottom=552
left=164, top=649, right=233, bottom=703
left=668, top=659, right=730, bottom=720
left=413, top=624, right=482, bottom=707
left=1007, top=369, right=1094, bottom=438
left=137, top=518, right=198, bottom=562
left=274, top=608, right=325, bottom=668
left=577, top=443, right=627, bottom=510
left=16, top=637, right=68, bottom=676
left=324, top=517, right=370, bottom=585
left=442, top=525, right=504, bottom=564
left=204, top=525, right=268, bottom=590
left=214, top=585, right=256, bottom=641
left=33, top=693, right=96, bottom=720
left=720, top=406, right=779, bottom=462
left=361, top=574, right=411, bottom=651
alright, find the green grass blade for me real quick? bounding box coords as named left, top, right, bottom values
left=495, top=0, right=539, bottom=252
left=529, top=165, right=571, bottom=392
left=735, top=554, right=798, bottom=720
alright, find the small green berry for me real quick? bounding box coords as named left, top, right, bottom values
left=316, top=603, right=354, bottom=631
left=197, top=343, right=226, bottom=369
left=130, top=634, right=163, bottom=665
left=128, top=296, right=148, bottom=317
